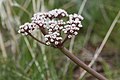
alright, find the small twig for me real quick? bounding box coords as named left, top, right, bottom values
left=61, top=34, right=68, bottom=45
left=28, top=33, right=47, bottom=46
left=79, top=10, right=120, bottom=79
left=69, top=35, right=75, bottom=52
left=34, top=23, right=47, bottom=35
left=58, top=46, right=107, bottom=80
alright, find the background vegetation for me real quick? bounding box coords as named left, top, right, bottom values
left=0, top=0, right=120, bottom=80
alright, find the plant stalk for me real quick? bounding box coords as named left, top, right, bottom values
left=58, top=46, right=107, bottom=80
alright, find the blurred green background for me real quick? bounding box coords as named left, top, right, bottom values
left=0, top=0, right=120, bottom=80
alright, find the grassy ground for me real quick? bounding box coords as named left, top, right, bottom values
left=0, top=0, right=120, bottom=80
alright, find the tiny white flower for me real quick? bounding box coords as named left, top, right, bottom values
left=28, top=30, right=32, bottom=33
left=39, top=23, right=43, bottom=26
left=50, top=39, right=54, bottom=42
left=69, top=14, right=73, bottom=17
left=28, top=25, right=32, bottom=29
left=45, top=35, right=50, bottom=37
left=18, top=30, right=21, bottom=33
left=59, top=26, right=63, bottom=29
left=45, top=37, right=48, bottom=41
left=75, top=18, right=79, bottom=22
left=21, top=29, right=24, bottom=32
left=78, top=15, right=84, bottom=20
left=48, top=31, right=52, bottom=34
left=24, top=32, right=28, bottom=35
left=73, top=14, right=78, bottom=17
left=52, top=35, right=56, bottom=39
left=67, top=21, right=70, bottom=24
left=46, top=42, right=50, bottom=45
left=61, top=13, right=65, bottom=16
left=68, top=35, right=72, bottom=38
left=24, top=26, right=28, bottom=30
left=54, top=13, right=58, bottom=17
left=20, top=25, right=24, bottom=28
left=54, top=26, right=59, bottom=30
left=72, top=24, right=76, bottom=27
left=74, top=32, right=78, bottom=35
left=78, top=24, right=82, bottom=27
left=70, top=30, right=74, bottom=33
left=56, top=33, right=60, bottom=36
left=49, top=29, right=52, bottom=32
left=55, top=41, right=59, bottom=45
left=75, top=27, right=80, bottom=30
left=56, top=37, right=62, bottom=40
left=64, top=30, right=67, bottom=33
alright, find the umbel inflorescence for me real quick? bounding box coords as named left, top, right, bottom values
left=18, top=9, right=83, bottom=46
left=18, top=9, right=107, bottom=80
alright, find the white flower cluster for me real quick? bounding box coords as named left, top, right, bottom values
left=63, top=14, right=83, bottom=38
left=18, top=9, right=83, bottom=46
left=18, top=22, right=39, bottom=35
left=31, top=9, right=68, bottom=28
left=31, top=12, right=47, bottom=28
left=48, top=9, right=68, bottom=19
left=45, top=32, right=62, bottom=45
left=44, top=19, right=64, bottom=45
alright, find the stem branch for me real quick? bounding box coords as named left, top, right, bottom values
left=28, top=33, right=47, bottom=45
left=58, top=46, right=107, bottom=80
left=61, top=34, right=68, bottom=45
